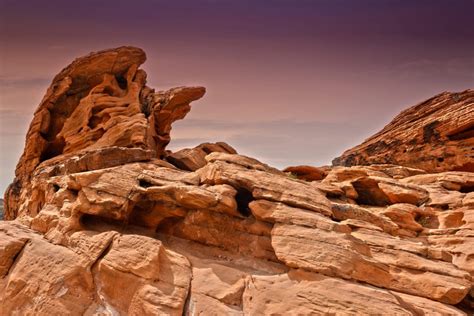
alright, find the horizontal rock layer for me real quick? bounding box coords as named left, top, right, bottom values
left=2, top=151, right=473, bottom=314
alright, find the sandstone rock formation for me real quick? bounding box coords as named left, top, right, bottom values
left=283, top=165, right=329, bottom=181
left=1, top=47, right=474, bottom=315
left=333, top=90, right=474, bottom=172
left=4, top=47, right=205, bottom=220
left=167, top=142, right=237, bottom=171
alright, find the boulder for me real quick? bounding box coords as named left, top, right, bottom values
left=167, top=142, right=237, bottom=171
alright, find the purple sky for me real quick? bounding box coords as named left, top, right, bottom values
left=1, top=0, right=473, bottom=193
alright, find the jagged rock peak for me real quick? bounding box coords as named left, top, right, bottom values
left=4, top=46, right=205, bottom=219
left=333, top=89, right=474, bottom=172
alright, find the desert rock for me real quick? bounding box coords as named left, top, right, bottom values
left=1, top=47, right=473, bottom=315
left=333, top=90, right=474, bottom=172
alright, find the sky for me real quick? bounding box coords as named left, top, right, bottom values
left=1, top=0, right=473, bottom=194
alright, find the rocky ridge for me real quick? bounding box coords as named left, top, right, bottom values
left=333, top=90, right=474, bottom=172
left=1, top=47, right=473, bottom=315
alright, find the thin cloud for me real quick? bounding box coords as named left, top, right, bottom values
left=0, top=76, right=50, bottom=88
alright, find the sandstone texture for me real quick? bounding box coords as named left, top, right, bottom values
left=2, top=47, right=473, bottom=315
left=333, top=90, right=474, bottom=173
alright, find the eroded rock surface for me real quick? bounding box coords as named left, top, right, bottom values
left=4, top=46, right=205, bottom=221
left=2, top=47, right=473, bottom=315
left=333, top=90, right=474, bottom=172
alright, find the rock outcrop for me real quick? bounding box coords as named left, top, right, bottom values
left=333, top=90, right=474, bottom=173
left=4, top=47, right=205, bottom=220
left=283, top=165, right=329, bottom=181
left=1, top=47, right=473, bottom=315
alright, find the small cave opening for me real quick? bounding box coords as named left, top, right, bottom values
left=115, top=74, right=128, bottom=90
left=439, top=204, right=450, bottom=211
left=235, top=187, right=254, bottom=217
left=459, top=183, right=474, bottom=194
left=52, top=184, right=60, bottom=192
left=138, top=179, right=155, bottom=188
left=352, top=178, right=391, bottom=206
left=40, top=137, right=66, bottom=162
left=69, top=188, right=79, bottom=197
left=87, top=117, right=97, bottom=129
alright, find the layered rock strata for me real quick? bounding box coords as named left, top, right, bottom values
left=1, top=47, right=473, bottom=315
left=333, top=90, right=474, bottom=173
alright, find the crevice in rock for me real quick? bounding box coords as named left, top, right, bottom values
left=40, top=137, right=66, bottom=162
left=235, top=187, right=254, bottom=217
left=90, top=236, right=117, bottom=314
left=182, top=265, right=194, bottom=316
left=4, top=239, right=29, bottom=277
left=388, top=292, right=423, bottom=315
left=90, top=236, right=114, bottom=271
left=447, top=122, right=474, bottom=141
left=459, top=183, right=474, bottom=194
left=352, top=178, right=391, bottom=206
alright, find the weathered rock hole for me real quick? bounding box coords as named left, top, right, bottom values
left=52, top=184, right=60, bottom=192
left=139, top=179, right=154, bottom=188
left=440, top=204, right=450, bottom=211
left=422, top=121, right=440, bottom=143
left=416, top=215, right=439, bottom=229
left=235, top=187, right=254, bottom=217
left=459, top=183, right=474, bottom=194
left=87, top=116, right=101, bottom=129
left=115, top=74, right=128, bottom=90
left=352, top=178, right=391, bottom=206
left=40, top=137, right=66, bottom=162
